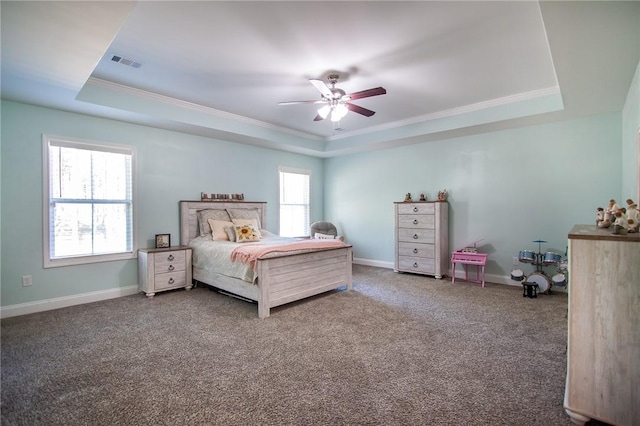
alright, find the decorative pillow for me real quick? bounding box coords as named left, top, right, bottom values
left=208, top=219, right=234, bottom=241
left=198, top=209, right=232, bottom=236
left=231, top=218, right=262, bottom=238
left=234, top=225, right=260, bottom=243
left=227, top=209, right=262, bottom=230
left=224, top=226, right=237, bottom=242
left=315, top=232, right=336, bottom=239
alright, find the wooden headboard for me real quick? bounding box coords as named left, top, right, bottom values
left=179, top=200, right=267, bottom=246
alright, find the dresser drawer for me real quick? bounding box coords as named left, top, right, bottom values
left=398, top=228, right=435, bottom=244
left=398, top=256, right=435, bottom=273
left=398, top=242, right=435, bottom=258
left=154, top=250, right=186, bottom=273
left=154, top=271, right=187, bottom=290
left=398, top=214, right=434, bottom=229
left=397, top=203, right=435, bottom=215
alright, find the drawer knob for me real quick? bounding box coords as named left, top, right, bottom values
left=413, top=262, right=418, bottom=268
left=168, top=278, right=175, bottom=284
left=168, top=265, right=175, bottom=271
left=413, top=219, right=418, bottom=225
left=413, top=234, right=418, bottom=239
left=167, top=254, right=175, bottom=261
left=413, top=248, right=418, bottom=254
left=413, top=207, right=418, bottom=212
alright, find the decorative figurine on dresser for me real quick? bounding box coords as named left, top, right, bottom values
left=394, top=198, right=449, bottom=279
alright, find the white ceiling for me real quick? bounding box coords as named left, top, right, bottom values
left=1, top=1, right=638, bottom=157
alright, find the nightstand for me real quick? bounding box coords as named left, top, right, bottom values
left=138, top=246, right=192, bottom=297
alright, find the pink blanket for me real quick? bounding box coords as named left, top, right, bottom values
left=231, top=239, right=347, bottom=269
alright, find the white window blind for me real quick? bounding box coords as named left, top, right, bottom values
left=43, top=135, right=136, bottom=268
left=279, top=167, right=310, bottom=237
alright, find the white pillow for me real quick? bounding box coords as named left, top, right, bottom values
left=224, top=226, right=236, bottom=242
left=232, top=218, right=262, bottom=238
left=197, top=209, right=231, bottom=236
left=227, top=208, right=262, bottom=230
left=315, top=232, right=336, bottom=239
left=208, top=219, right=234, bottom=241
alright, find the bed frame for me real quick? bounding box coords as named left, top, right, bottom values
left=179, top=201, right=352, bottom=318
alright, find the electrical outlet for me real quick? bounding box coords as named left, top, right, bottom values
left=22, top=275, right=32, bottom=287
left=512, top=256, right=519, bottom=266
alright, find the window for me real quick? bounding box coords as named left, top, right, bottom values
left=43, top=135, right=135, bottom=268
left=279, top=167, right=310, bottom=237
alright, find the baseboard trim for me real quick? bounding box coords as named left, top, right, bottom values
left=2, top=260, right=567, bottom=319
left=353, top=258, right=394, bottom=269
left=352, top=258, right=567, bottom=293
left=1, top=285, right=139, bottom=319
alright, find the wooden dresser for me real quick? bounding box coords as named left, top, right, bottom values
left=138, top=246, right=193, bottom=297
left=564, top=225, right=640, bottom=426
left=394, top=201, right=448, bottom=279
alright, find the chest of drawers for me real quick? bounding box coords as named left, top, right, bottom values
left=394, top=201, right=448, bottom=279
left=564, top=225, right=640, bottom=425
left=138, top=246, right=193, bottom=297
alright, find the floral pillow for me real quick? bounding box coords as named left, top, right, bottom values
left=231, top=218, right=262, bottom=238
left=234, top=225, right=260, bottom=243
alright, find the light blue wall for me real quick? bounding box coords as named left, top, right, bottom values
left=622, top=60, right=640, bottom=200
left=0, top=101, right=323, bottom=307
left=2, top=65, right=637, bottom=309
left=324, top=113, right=623, bottom=275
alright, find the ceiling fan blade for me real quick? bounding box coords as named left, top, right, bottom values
left=278, top=100, right=326, bottom=106
left=309, top=79, right=334, bottom=99
left=346, top=87, right=386, bottom=101
left=346, top=103, right=376, bottom=117
left=313, top=114, right=325, bottom=121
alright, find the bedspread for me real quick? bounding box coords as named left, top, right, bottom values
left=231, top=239, right=347, bottom=269
left=189, top=233, right=345, bottom=284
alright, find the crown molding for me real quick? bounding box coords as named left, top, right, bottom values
left=84, top=77, right=323, bottom=141
left=326, top=86, right=562, bottom=141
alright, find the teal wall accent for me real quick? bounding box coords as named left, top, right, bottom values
left=2, top=53, right=638, bottom=310
left=622, top=60, right=640, bottom=200
left=1, top=101, right=323, bottom=307
left=324, top=113, right=623, bottom=274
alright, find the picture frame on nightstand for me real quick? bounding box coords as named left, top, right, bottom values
left=155, top=233, right=171, bottom=248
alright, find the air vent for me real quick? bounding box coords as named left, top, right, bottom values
left=111, top=55, right=142, bottom=68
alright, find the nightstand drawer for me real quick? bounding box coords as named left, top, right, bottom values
left=154, top=271, right=187, bottom=290
left=154, top=250, right=186, bottom=273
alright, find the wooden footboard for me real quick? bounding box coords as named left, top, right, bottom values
left=194, top=246, right=352, bottom=318
left=256, top=246, right=352, bottom=318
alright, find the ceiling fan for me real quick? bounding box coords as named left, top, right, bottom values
left=278, top=74, right=386, bottom=122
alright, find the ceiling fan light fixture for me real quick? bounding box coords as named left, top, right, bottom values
left=318, top=105, right=331, bottom=119
left=330, top=104, right=348, bottom=122
left=281, top=75, right=385, bottom=123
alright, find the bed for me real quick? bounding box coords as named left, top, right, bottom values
left=179, top=201, right=352, bottom=318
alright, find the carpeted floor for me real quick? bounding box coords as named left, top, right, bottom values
left=2, top=265, right=576, bottom=425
